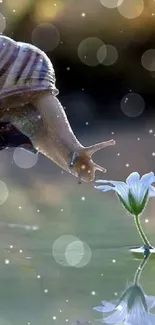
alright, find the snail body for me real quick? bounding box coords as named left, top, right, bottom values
left=0, top=35, right=115, bottom=183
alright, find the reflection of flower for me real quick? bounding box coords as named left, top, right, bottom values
left=93, top=284, right=155, bottom=325
left=95, top=172, right=155, bottom=215
left=95, top=172, right=155, bottom=249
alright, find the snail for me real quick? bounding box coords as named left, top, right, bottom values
left=0, top=35, right=115, bottom=183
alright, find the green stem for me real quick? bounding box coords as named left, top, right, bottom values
left=134, top=251, right=151, bottom=284
left=134, top=214, right=151, bottom=247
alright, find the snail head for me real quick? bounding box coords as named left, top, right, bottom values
left=69, top=139, right=115, bottom=183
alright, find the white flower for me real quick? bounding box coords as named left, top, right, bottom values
left=95, top=172, right=155, bottom=215
left=93, top=284, right=155, bottom=325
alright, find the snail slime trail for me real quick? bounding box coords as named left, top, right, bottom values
left=0, top=35, right=115, bottom=183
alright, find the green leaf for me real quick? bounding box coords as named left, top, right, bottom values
left=140, top=189, right=149, bottom=214
left=128, top=189, right=148, bottom=215
left=117, top=193, right=133, bottom=214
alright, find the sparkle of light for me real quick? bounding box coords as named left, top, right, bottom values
left=5, top=259, right=10, bottom=264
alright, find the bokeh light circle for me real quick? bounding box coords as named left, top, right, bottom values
left=78, top=37, right=104, bottom=66
left=97, top=45, right=107, bottom=63
left=118, top=0, right=144, bottom=19
left=0, top=181, right=9, bottom=205
left=0, top=13, right=6, bottom=33
left=65, top=240, right=92, bottom=267
left=97, top=44, right=118, bottom=66
left=100, top=0, right=123, bottom=9
left=32, top=23, right=60, bottom=52
left=13, top=147, right=38, bottom=169
left=141, top=49, right=155, bottom=72
left=52, top=235, right=92, bottom=267
left=120, top=93, right=145, bottom=117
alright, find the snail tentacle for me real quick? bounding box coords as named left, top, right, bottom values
left=69, top=152, right=79, bottom=168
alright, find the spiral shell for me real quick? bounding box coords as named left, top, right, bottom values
left=0, top=35, right=58, bottom=109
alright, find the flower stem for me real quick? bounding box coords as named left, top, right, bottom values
left=134, top=214, right=151, bottom=248
left=134, top=251, right=151, bottom=284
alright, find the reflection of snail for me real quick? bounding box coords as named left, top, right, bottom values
left=0, top=36, right=115, bottom=183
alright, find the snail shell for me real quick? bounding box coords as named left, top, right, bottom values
left=0, top=35, right=58, bottom=109
left=0, top=35, right=115, bottom=183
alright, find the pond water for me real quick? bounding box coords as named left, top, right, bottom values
left=0, top=127, right=155, bottom=325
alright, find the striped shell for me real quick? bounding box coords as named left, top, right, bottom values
left=0, top=35, right=59, bottom=109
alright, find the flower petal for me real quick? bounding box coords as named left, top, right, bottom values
left=104, top=302, right=127, bottom=324
left=93, top=306, right=107, bottom=313
left=94, top=185, right=114, bottom=192
left=93, top=302, right=115, bottom=313
left=95, top=180, right=129, bottom=204
left=104, top=310, right=125, bottom=324
left=146, top=295, right=155, bottom=310
left=134, top=173, right=155, bottom=204
left=148, top=312, right=155, bottom=324
left=126, top=172, right=148, bottom=204
left=140, top=172, right=155, bottom=188
left=126, top=302, right=150, bottom=325
left=149, top=186, right=155, bottom=197
left=101, top=301, right=116, bottom=312
left=112, top=183, right=129, bottom=204
left=126, top=172, right=140, bottom=186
